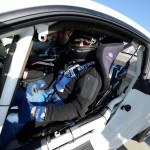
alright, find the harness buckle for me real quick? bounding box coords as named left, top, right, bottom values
left=65, top=69, right=76, bottom=78
left=65, top=64, right=80, bottom=78
left=59, top=70, right=64, bottom=75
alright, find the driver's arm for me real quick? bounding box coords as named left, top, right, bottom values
left=44, top=67, right=102, bottom=124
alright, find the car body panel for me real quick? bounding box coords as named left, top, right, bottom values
left=0, top=0, right=150, bottom=41
left=0, top=1, right=149, bottom=149
left=102, top=89, right=150, bottom=149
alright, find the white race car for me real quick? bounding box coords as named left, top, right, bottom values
left=0, top=0, right=150, bottom=149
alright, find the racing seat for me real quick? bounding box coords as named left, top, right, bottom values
left=96, top=42, right=124, bottom=95
left=88, top=42, right=124, bottom=109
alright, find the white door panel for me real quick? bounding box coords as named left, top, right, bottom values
left=101, top=89, right=150, bottom=149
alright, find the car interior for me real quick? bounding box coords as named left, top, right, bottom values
left=0, top=20, right=146, bottom=149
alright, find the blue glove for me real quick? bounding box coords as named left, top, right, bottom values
left=31, top=106, right=46, bottom=122
left=18, top=104, right=46, bottom=123
left=26, top=80, right=47, bottom=105
left=26, top=80, right=46, bottom=96
left=26, top=90, right=47, bottom=104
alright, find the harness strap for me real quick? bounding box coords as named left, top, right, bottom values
left=43, top=61, right=95, bottom=103
left=116, top=61, right=129, bottom=81
left=55, top=64, right=79, bottom=92
left=45, top=74, right=62, bottom=96
left=56, top=61, right=95, bottom=92
left=111, top=65, right=122, bottom=84
left=48, top=93, right=64, bottom=106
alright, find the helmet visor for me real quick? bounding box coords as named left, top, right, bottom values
left=74, top=38, right=96, bottom=46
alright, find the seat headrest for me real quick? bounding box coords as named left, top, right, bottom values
left=96, top=43, right=124, bottom=94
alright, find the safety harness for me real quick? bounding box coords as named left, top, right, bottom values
left=41, top=61, right=96, bottom=106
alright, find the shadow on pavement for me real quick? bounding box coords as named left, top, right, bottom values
left=117, top=145, right=127, bottom=150
left=145, top=137, right=150, bottom=146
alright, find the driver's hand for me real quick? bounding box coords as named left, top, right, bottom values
left=26, top=80, right=46, bottom=96
left=30, top=106, right=46, bottom=122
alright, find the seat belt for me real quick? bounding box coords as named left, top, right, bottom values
left=110, top=65, right=122, bottom=84
left=55, top=61, right=95, bottom=92
left=41, top=61, right=95, bottom=105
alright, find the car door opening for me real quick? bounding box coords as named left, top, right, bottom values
left=0, top=19, right=147, bottom=150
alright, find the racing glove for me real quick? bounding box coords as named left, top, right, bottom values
left=26, top=80, right=46, bottom=104
left=26, top=80, right=46, bottom=122
left=26, top=80, right=46, bottom=96
left=30, top=106, right=46, bottom=122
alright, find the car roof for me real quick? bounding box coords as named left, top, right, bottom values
left=1, top=0, right=150, bottom=39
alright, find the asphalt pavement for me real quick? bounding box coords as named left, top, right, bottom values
left=118, top=138, right=150, bottom=150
